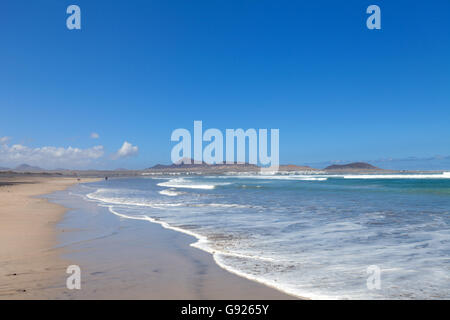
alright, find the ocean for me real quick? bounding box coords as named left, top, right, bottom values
left=77, top=172, right=450, bottom=299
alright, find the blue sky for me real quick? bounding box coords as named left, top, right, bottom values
left=1, top=0, right=449, bottom=169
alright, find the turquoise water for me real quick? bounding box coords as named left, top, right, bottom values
left=83, top=173, right=450, bottom=299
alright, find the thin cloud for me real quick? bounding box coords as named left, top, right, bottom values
left=0, top=136, right=11, bottom=144
left=114, top=141, right=139, bottom=159
left=0, top=142, right=104, bottom=169
left=90, top=132, right=100, bottom=139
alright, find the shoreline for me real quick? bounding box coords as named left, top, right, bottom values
left=0, top=177, right=99, bottom=299
left=1, top=176, right=295, bottom=299
left=106, top=205, right=303, bottom=299
left=54, top=180, right=296, bottom=299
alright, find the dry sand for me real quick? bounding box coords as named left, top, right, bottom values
left=0, top=176, right=295, bottom=299
left=0, top=177, right=98, bottom=299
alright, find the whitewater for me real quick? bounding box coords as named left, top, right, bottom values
left=83, top=173, right=450, bottom=299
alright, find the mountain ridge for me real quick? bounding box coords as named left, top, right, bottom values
left=324, top=162, right=380, bottom=170
left=14, top=164, right=45, bottom=172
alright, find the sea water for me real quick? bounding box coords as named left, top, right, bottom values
left=79, top=173, right=450, bottom=299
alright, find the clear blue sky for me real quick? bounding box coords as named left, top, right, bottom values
left=1, top=0, right=449, bottom=169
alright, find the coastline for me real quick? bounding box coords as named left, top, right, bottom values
left=0, top=177, right=99, bottom=299
left=1, top=176, right=295, bottom=299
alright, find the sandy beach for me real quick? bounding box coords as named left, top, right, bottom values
left=0, top=177, right=98, bottom=299
left=0, top=176, right=294, bottom=299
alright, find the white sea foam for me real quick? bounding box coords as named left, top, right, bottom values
left=158, top=189, right=184, bottom=196
left=87, top=188, right=257, bottom=210
left=261, top=175, right=328, bottom=181
left=81, top=176, right=450, bottom=300
left=217, top=172, right=450, bottom=181
left=157, top=178, right=231, bottom=189
left=296, top=177, right=327, bottom=181
left=86, top=191, right=183, bottom=208
left=192, top=203, right=260, bottom=209
left=342, top=172, right=450, bottom=179
left=102, top=205, right=315, bottom=299
left=216, top=175, right=328, bottom=181
left=211, top=255, right=335, bottom=300
left=87, top=192, right=270, bottom=259
left=106, top=206, right=277, bottom=262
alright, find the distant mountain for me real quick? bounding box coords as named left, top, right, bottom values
left=324, top=162, right=380, bottom=170
left=149, top=162, right=208, bottom=170
left=147, top=159, right=321, bottom=174
left=0, top=166, right=10, bottom=171
left=149, top=158, right=256, bottom=169
left=278, top=164, right=317, bottom=172
left=14, top=164, right=44, bottom=172
left=147, top=158, right=259, bottom=173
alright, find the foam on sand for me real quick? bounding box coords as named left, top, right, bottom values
left=82, top=175, right=450, bottom=299
left=105, top=205, right=309, bottom=299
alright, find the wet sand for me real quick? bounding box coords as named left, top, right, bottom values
left=0, top=177, right=98, bottom=299
left=0, top=177, right=295, bottom=299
